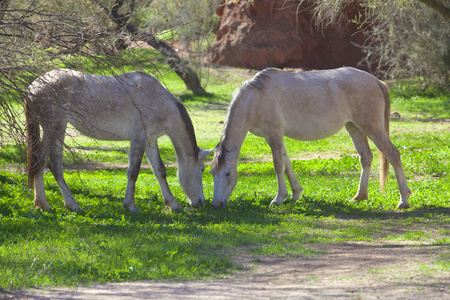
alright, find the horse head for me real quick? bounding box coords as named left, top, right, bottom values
left=178, top=149, right=212, bottom=208
left=210, top=143, right=239, bottom=209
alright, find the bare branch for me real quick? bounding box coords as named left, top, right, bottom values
left=91, top=0, right=205, bottom=92
left=0, top=0, right=11, bottom=21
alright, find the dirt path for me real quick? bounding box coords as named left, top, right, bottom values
left=4, top=242, right=448, bottom=300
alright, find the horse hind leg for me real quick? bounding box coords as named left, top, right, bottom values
left=346, top=123, right=373, bottom=203
left=32, top=131, right=51, bottom=211
left=48, top=126, right=80, bottom=212
left=368, top=131, right=412, bottom=209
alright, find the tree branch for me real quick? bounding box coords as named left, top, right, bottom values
left=0, top=0, right=11, bottom=22
left=92, top=0, right=204, bottom=92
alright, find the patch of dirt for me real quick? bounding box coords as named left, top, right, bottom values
left=3, top=242, right=448, bottom=300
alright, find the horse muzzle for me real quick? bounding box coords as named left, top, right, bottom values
left=191, top=198, right=205, bottom=209
left=212, top=199, right=226, bottom=209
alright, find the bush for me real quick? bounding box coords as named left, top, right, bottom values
left=362, top=2, right=450, bottom=91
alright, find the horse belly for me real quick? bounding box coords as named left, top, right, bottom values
left=69, top=117, right=131, bottom=141
left=279, top=92, right=349, bottom=141
left=284, top=116, right=346, bottom=141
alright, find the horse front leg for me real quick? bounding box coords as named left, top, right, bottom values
left=123, top=139, right=146, bottom=213
left=267, top=136, right=289, bottom=206
left=145, top=142, right=182, bottom=211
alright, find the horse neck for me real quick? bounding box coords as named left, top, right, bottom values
left=168, top=131, right=197, bottom=164
left=221, top=99, right=252, bottom=156
left=166, top=112, right=198, bottom=165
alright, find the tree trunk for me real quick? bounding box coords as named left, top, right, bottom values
left=91, top=0, right=205, bottom=92
left=122, top=25, right=204, bottom=93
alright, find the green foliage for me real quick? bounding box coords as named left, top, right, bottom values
left=377, top=2, right=450, bottom=89
left=389, top=81, right=450, bottom=119
left=137, top=0, right=218, bottom=48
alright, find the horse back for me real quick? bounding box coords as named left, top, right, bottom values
left=26, top=69, right=177, bottom=141
left=245, top=67, right=387, bottom=141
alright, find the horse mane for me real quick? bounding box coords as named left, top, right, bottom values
left=215, top=69, right=273, bottom=166
left=175, top=101, right=200, bottom=160
left=241, top=68, right=273, bottom=91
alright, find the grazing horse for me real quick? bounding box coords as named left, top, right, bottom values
left=26, top=69, right=211, bottom=212
left=211, top=67, right=412, bottom=209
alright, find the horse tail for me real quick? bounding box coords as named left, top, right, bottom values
left=378, top=80, right=390, bottom=192
left=25, top=98, right=40, bottom=189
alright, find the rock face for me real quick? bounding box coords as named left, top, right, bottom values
left=210, top=0, right=368, bottom=71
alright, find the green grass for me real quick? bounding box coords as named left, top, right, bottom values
left=389, top=80, right=450, bottom=120
left=1, top=167, right=448, bottom=288
left=0, top=50, right=449, bottom=290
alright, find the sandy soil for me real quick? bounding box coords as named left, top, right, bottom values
left=3, top=242, right=448, bottom=300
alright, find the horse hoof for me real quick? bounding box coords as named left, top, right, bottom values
left=69, top=206, right=83, bottom=213
left=124, top=203, right=139, bottom=213
left=292, top=190, right=304, bottom=202
left=397, top=202, right=411, bottom=209
left=350, top=194, right=368, bottom=203
left=34, top=202, right=51, bottom=211
left=212, top=201, right=225, bottom=209
left=169, top=202, right=183, bottom=212
left=191, top=198, right=204, bottom=209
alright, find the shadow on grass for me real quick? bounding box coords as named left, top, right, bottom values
left=267, top=193, right=450, bottom=220
left=177, top=91, right=231, bottom=107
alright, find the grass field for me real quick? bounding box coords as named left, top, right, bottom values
left=0, top=50, right=449, bottom=290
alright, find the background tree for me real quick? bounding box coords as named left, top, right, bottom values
left=91, top=0, right=206, bottom=92
left=130, top=0, right=218, bottom=87
left=0, top=0, right=211, bottom=169
left=297, top=0, right=450, bottom=90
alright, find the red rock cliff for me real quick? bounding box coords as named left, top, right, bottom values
left=210, top=0, right=368, bottom=70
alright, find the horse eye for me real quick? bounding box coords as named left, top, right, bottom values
left=225, top=172, right=231, bottom=177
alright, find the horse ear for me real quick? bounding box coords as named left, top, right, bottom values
left=198, top=148, right=213, bottom=161
left=213, top=142, right=222, bottom=156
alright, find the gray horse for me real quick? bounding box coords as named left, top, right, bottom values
left=26, top=69, right=210, bottom=212
left=211, top=67, right=412, bottom=209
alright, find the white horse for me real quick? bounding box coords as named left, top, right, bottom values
left=26, top=69, right=210, bottom=212
left=211, top=67, right=412, bottom=209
